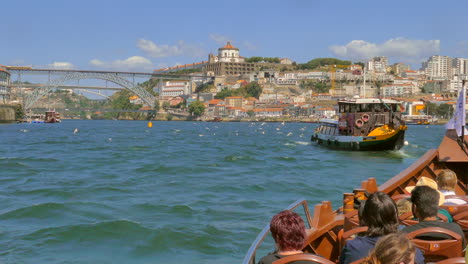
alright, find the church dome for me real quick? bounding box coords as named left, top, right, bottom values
left=219, top=41, right=239, bottom=51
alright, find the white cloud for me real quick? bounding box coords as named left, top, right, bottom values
left=48, top=61, right=74, bottom=69
left=209, top=34, right=231, bottom=45
left=137, top=39, right=205, bottom=58
left=89, top=56, right=154, bottom=71
left=243, top=41, right=257, bottom=51
left=329, top=38, right=440, bottom=63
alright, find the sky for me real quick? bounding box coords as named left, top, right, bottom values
left=3, top=0, right=468, bottom=73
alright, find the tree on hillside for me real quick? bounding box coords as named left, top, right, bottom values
left=196, top=81, right=214, bottom=93
left=314, top=83, right=329, bottom=93
left=162, top=101, right=170, bottom=110
left=215, top=87, right=235, bottom=99
left=111, top=90, right=141, bottom=119
left=188, top=100, right=205, bottom=116
left=244, top=82, right=262, bottom=99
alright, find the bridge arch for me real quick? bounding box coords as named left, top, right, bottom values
left=24, top=72, right=155, bottom=109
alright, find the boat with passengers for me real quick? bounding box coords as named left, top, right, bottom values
left=311, top=98, right=407, bottom=151
left=245, top=82, right=468, bottom=264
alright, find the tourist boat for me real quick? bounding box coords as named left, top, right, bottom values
left=244, top=85, right=468, bottom=264
left=403, top=114, right=438, bottom=125
left=44, top=110, right=61, bottom=123
left=311, top=98, right=407, bottom=151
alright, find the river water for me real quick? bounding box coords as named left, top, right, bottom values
left=0, top=120, right=446, bottom=264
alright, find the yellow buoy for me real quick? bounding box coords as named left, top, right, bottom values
left=147, top=121, right=153, bottom=128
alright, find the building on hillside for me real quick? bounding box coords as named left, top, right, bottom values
left=422, top=55, right=452, bottom=79
left=205, top=42, right=294, bottom=76
left=205, top=99, right=226, bottom=117
left=224, top=96, right=243, bottom=107
left=452, top=57, right=468, bottom=76
left=129, top=95, right=144, bottom=105
left=168, top=96, right=185, bottom=106
left=367, top=56, right=389, bottom=73
left=252, top=108, right=283, bottom=117
left=198, top=93, right=215, bottom=102
left=155, top=80, right=193, bottom=99
left=314, top=107, right=336, bottom=118
left=394, top=77, right=418, bottom=87
left=381, top=83, right=419, bottom=97
left=206, top=42, right=255, bottom=75
left=0, top=66, right=11, bottom=102
left=391, top=63, right=411, bottom=75
left=296, top=71, right=326, bottom=80
left=209, top=41, right=245, bottom=63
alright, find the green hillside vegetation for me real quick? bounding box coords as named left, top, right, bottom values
left=245, top=57, right=281, bottom=63
left=215, top=82, right=262, bottom=99
left=298, top=58, right=352, bottom=70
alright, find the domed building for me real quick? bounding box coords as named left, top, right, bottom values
left=207, top=41, right=254, bottom=75
left=205, top=41, right=294, bottom=76
left=208, top=41, right=245, bottom=63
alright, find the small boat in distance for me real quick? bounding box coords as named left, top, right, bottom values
left=403, top=114, right=438, bottom=125
left=311, top=98, right=407, bottom=151
left=44, top=110, right=61, bottom=123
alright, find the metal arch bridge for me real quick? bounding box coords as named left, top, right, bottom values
left=73, top=89, right=111, bottom=99
left=23, top=71, right=155, bottom=109
left=7, top=67, right=214, bottom=109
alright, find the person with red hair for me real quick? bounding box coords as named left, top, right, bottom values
left=258, top=210, right=318, bottom=264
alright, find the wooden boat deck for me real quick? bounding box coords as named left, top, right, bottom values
left=244, top=129, right=468, bottom=264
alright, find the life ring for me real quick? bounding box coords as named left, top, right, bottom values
left=355, top=119, right=364, bottom=128
left=361, top=114, right=369, bottom=123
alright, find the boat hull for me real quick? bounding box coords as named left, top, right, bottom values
left=312, top=129, right=406, bottom=151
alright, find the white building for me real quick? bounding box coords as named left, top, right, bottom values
left=155, top=80, right=192, bottom=99
left=423, top=55, right=452, bottom=79
left=382, top=83, right=419, bottom=97
left=452, top=57, right=468, bottom=76
left=367, top=56, right=389, bottom=73
left=208, top=42, right=245, bottom=63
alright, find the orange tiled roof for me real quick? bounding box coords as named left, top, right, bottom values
left=209, top=99, right=223, bottom=105
left=220, top=41, right=239, bottom=50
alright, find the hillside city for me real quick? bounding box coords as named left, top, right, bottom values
left=1, top=41, right=467, bottom=122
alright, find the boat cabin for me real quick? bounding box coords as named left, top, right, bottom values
left=337, top=98, right=404, bottom=136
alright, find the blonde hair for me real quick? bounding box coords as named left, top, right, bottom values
left=396, top=198, right=412, bottom=218
left=437, top=169, right=458, bottom=191
left=362, top=233, right=415, bottom=264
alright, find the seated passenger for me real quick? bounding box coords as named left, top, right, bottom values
left=405, top=176, right=453, bottom=222
left=361, top=233, right=415, bottom=264
left=402, top=186, right=466, bottom=246
left=258, top=210, right=318, bottom=264
left=396, top=198, right=413, bottom=219
left=339, top=192, right=423, bottom=264
left=436, top=169, right=467, bottom=205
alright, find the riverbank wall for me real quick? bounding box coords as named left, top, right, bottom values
left=0, top=105, right=15, bottom=122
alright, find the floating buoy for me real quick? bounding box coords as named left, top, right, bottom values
left=147, top=121, right=153, bottom=128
